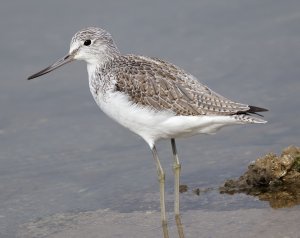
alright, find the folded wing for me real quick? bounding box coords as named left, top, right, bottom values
left=109, top=55, right=267, bottom=116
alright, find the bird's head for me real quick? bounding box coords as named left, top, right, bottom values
left=28, top=27, right=119, bottom=80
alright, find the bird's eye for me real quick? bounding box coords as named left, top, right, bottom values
left=84, top=39, right=91, bottom=46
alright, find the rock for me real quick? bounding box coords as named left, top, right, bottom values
left=220, top=145, right=300, bottom=208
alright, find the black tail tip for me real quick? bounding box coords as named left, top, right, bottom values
left=248, top=105, right=268, bottom=113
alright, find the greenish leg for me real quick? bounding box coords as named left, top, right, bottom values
left=151, top=145, right=169, bottom=238
left=171, top=138, right=185, bottom=238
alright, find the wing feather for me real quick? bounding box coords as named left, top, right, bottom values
left=107, top=55, right=253, bottom=116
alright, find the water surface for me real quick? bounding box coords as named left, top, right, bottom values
left=1, top=0, right=299, bottom=237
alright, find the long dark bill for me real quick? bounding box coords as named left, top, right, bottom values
left=27, top=54, right=74, bottom=80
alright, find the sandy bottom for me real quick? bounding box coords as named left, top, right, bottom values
left=18, top=208, right=299, bottom=238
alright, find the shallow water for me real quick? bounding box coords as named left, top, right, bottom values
left=1, top=0, right=300, bottom=237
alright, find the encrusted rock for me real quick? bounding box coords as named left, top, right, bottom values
left=220, top=145, right=300, bottom=208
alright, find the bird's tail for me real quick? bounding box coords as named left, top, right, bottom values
left=231, top=114, right=267, bottom=124
left=233, top=105, right=268, bottom=123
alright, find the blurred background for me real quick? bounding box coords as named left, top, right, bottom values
left=0, top=0, right=299, bottom=237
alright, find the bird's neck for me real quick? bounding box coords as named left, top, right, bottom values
left=87, top=47, right=120, bottom=97
left=87, top=58, right=116, bottom=98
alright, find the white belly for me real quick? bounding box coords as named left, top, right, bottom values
left=91, top=90, right=243, bottom=148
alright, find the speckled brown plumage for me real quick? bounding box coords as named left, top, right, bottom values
left=100, top=55, right=254, bottom=116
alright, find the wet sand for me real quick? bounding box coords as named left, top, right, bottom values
left=18, top=208, right=300, bottom=238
